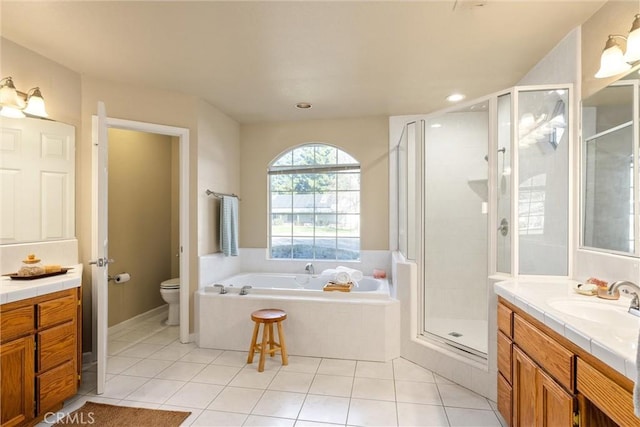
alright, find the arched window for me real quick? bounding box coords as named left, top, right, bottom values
left=268, top=143, right=360, bottom=260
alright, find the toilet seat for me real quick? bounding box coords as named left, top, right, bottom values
left=161, top=278, right=180, bottom=290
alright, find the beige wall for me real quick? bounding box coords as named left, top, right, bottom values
left=240, top=117, right=389, bottom=250
left=1, top=38, right=81, bottom=128
left=80, top=77, right=240, bottom=346
left=197, top=99, right=241, bottom=255
left=79, top=76, right=200, bottom=348
left=2, top=37, right=241, bottom=350
left=582, top=1, right=637, bottom=98
left=107, top=129, right=175, bottom=326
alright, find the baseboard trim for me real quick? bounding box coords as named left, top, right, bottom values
left=189, top=332, right=198, bottom=343
left=82, top=351, right=94, bottom=367
left=108, top=304, right=168, bottom=336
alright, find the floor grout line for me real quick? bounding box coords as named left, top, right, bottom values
left=76, top=320, right=508, bottom=427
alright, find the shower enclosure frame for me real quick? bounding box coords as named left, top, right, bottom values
left=395, top=83, right=575, bottom=363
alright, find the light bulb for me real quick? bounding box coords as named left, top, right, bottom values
left=23, top=88, right=48, bottom=117
left=595, top=36, right=632, bottom=78
left=624, top=15, right=640, bottom=63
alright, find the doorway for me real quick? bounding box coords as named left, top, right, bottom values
left=91, top=115, right=190, bottom=393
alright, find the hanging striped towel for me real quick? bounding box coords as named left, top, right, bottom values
left=220, top=195, right=239, bottom=256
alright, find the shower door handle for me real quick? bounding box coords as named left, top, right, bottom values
left=498, top=218, right=509, bottom=237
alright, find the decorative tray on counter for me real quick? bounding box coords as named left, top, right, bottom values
left=4, top=268, right=72, bottom=280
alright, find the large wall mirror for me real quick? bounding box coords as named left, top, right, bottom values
left=0, top=117, right=76, bottom=244
left=581, top=69, right=638, bottom=255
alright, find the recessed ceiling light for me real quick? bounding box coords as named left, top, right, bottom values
left=446, top=93, right=465, bottom=102
left=431, top=123, right=442, bottom=128
left=296, top=102, right=312, bottom=109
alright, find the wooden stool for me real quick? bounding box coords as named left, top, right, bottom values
left=247, top=308, right=288, bottom=372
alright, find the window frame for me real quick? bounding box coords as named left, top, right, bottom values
left=267, top=143, right=361, bottom=260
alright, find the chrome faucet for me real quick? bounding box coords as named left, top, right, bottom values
left=304, top=263, right=314, bottom=275
left=213, top=284, right=227, bottom=294
left=607, top=281, right=640, bottom=317
left=240, top=285, right=252, bottom=295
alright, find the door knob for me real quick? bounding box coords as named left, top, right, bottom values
left=88, top=258, right=114, bottom=268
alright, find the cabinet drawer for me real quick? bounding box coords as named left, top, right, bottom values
left=577, top=358, right=640, bottom=427
left=38, top=321, right=76, bottom=373
left=38, top=293, right=76, bottom=329
left=37, top=360, right=77, bottom=416
left=0, top=305, right=34, bottom=343
left=497, top=331, right=512, bottom=383
left=497, top=372, right=512, bottom=426
left=498, top=302, right=513, bottom=337
left=513, top=314, right=573, bottom=391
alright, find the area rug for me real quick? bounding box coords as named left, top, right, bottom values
left=53, top=401, right=191, bottom=426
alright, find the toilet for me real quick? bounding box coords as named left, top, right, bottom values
left=160, top=278, right=180, bottom=325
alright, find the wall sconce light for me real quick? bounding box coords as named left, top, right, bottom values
left=595, top=14, right=640, bottom=78
left=0, top=77, right=49, bottom=118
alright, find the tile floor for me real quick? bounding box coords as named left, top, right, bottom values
left=43, top=311, right=506, bottom=427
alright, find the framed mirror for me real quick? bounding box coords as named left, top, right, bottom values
left=581, top=70, right=638, bottom=255
left=0, top=117, right=76, bottom=244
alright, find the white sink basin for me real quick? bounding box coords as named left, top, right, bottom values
left=548, top=299, right=638, bottom=325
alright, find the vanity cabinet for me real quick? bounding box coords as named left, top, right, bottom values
left=512, top=346, right=574, bottom=426
left=0, top=336, right=34, bottom=427
left=498, top=300, right=575, bottom=426
left=0, top=288, right=81, bottom=426
left=497, top=297, right=640, bottom=427
left=497, top=303, right=513, bottom=424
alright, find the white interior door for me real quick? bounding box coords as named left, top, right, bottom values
left=91, top=101, right=110, bottom=394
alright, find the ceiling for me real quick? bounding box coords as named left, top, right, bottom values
left=1, top=1, right=606, bottom=124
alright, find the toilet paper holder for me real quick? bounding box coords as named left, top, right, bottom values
left=108, top=273, right=131, bottom=283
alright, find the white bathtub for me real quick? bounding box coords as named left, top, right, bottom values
left=210, top=273, right=388, bottom=296
left=196, top=273, right=400, bottom=361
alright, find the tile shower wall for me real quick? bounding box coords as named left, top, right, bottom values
left=394, top=254, right=497, bottom=401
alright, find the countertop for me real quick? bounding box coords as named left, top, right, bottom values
left=0, top=264, right=83, bottom=304
left=495, top=278, right=639, bottom=383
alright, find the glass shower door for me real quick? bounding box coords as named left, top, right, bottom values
left=517, top=88, right=569, bottom=275
left=422, top=101, right=489, bottom=357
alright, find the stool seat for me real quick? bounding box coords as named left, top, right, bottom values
left=247, top=308, right=288, bottom=372
left=251, top=309, right=287, bottom=322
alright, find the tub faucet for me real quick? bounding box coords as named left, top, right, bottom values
left=607, top=281, right=640, bottom=317
left=305, top=263, right=314, bottom=275
left=213, top=284, right=227, bottom=294
left=240, top=285, right=252, bottom=295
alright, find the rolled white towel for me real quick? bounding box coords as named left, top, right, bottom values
left=336, top=266, right=363, bottom=282
left=334, top=271, right=351, bottom=284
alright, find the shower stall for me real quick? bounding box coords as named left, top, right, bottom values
left=395, top=85, right=570, bottom=359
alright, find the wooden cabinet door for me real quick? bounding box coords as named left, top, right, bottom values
left=498, top=373, right=512, bottom=426
left=537, top=368, right=574, bottom=427
left=513, top=346, right=537, bottom=427
left=0, top=336, right=34, bottom=427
